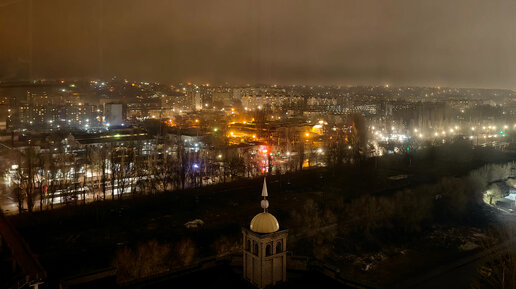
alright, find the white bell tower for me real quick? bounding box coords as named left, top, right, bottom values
left=242, top=178, right=287, bottom=288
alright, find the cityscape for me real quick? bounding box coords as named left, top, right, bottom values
left=1, top=80, right=515, bottom=212
left=2, top=1, right=516, bottom=289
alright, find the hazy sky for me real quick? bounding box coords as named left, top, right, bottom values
left=1, top=0, right=516, bottom=88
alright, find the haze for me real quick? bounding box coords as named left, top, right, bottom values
left=1, top=0, right=515, bottom=88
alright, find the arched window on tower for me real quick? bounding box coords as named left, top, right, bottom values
left=266, top=244, right=272, bottom=256
left=276, top=241, right=282, bottom=254
left=246, top=239, right=251, bottom=251
left=254, top=243, right=259, bottom=255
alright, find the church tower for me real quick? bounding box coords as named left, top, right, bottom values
left=242, top=178, right=287, bottom=288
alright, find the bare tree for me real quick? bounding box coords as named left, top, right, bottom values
left=110, top=144, right=117, bottom=200
left=116, top=147, right=128, bottom=199
left=226, top=151, right=245, bottom=179
left=153, top=145, right=176, bottom=192
left=99, top=145, right=109, bottom=200
left=325, top=129, right=347, bottom=170
left=177, top=143, right=190, bottom=190
left=349, top=113, right=368, bottom=162
left=47, top=159, right=59, bottom=210
left=297, top=140, right=305, bottom=171
left=84, top=145, right=104, bottom=202
left=36, top=153, right=49, bottom=211
left=71, top=152, right=82, bottom=205
left=22, top=146, right=36, bottom=213
left=129, top=141, right=144, bottom=196
left=10, top=185, right=25, bottom=214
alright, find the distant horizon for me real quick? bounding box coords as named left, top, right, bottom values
left=1, top=78, right=515, bottom=92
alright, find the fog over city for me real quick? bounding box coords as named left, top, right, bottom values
left=2, top=0, right=516, bottom=88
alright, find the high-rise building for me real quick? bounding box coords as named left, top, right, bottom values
left=194, top=91, right=202, bottom=111
left=0, top=104, right=8, bottom=130
left=105, top=103, right=125, bottom=127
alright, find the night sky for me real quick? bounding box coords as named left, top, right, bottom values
left=1, top=0, right=515, bottom=88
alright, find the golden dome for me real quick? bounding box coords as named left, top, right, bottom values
left=250, top=212, right=279, bottom=233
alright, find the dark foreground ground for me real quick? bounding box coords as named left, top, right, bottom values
left=5, top=144, right=516, bottom=288
left=131, top=266, right=347, bottom=289
left=61, top=265, right=349, bottom=289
